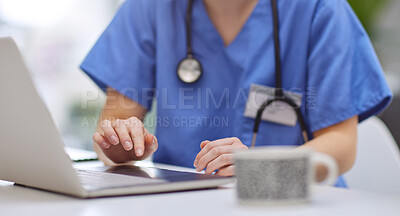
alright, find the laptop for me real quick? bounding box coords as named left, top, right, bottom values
left=0, top=37, right=233, bottom=198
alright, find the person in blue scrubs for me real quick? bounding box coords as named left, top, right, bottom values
left=81, top=0, right=392, bottom=187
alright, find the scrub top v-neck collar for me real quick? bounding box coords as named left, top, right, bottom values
left=194, top=0, right=268, bottom=67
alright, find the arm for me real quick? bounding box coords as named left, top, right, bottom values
left=93, top=87, right=158, bottom=166
left=195, top=116, right=358, bottom=179
left=301, top=115, right=358, bottom=181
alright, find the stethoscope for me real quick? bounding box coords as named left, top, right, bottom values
left=177, top=0, right=310, bottom=147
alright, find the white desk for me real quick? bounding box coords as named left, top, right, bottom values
left=1, top=161, right=400, bottom=216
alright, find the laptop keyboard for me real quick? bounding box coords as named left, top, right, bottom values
left=76, top=169, right=167, bottom=189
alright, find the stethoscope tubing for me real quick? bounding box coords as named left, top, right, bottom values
left=186, top=0, right=194, bottom=57
left=181, top=0, right=310, bottom=146
left=251, top=96, right=310, bottom=148
left=251, top=0, right=309, bottom=147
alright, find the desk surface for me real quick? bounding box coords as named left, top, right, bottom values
left=1, top=161, right=400, bottom=216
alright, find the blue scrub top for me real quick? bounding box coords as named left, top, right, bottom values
left=81, top=0, right=392, bottom=187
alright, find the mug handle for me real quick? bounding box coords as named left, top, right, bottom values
left=311, top=152, right=339, bottom=186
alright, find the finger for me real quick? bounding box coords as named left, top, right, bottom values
left=215, top=165, right=235, bottom=177
left=113, top=123, right=133, bottom=151
left=204, top=154, right=233, bottom=175
left=196, top=145, right=235, bottom=172
left=194, top=140, right=210, bottom=167
left=200, top=140, right=210, bottom=149
left=195, top=138, right=237, bottom=166
left=129, top=119, right=145, bottom=157
left=93, top=132, right=111, bottom=149
left=144, top=134, right=158, bottom=153
left=101, top=120, right=119, bottom=145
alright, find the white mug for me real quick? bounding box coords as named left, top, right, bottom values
left=234, top=146, right=338, bottom=205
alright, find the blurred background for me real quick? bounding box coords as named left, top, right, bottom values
left=0, top=0, right=399, bottom=151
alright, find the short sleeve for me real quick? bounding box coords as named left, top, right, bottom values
left=80, top=0, right=156, bottom=110
left=306, top=0, right=392, bottom=133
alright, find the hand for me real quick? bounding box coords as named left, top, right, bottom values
left=193, top=137, right=248, bottom=176
left=92, top=117, right=158, bottom=163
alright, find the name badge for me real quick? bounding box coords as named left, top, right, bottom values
left=244, top=84, right=302, bottom=127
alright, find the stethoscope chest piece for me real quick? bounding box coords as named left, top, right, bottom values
left=177, top=57, right=202, bottom=83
